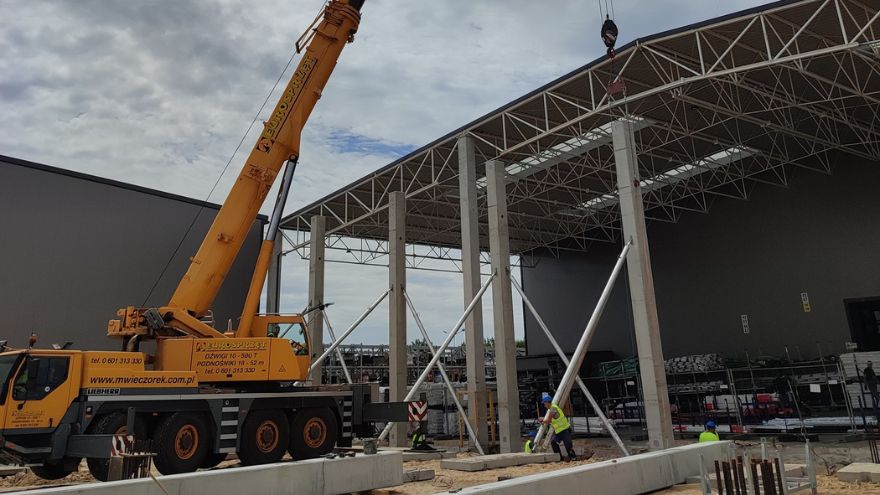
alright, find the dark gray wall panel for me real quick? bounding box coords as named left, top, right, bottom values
left=523, top=157, right=880, bottom=361
left=0, top=157, right=264, bottom=351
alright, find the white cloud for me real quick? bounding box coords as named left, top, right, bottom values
left=2, top=0, right=768, bottom=345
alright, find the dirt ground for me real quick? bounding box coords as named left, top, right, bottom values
left=0, top=437, right=877, bottom=494
left=385, top=437, right=880, bottom=495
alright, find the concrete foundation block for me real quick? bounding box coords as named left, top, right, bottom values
left=322, top=453, right=404, bottom=494
left=441, top=453, right=559, bottom=472
left=403, top=469, right=435, bottom=482
left=22, top=451, right=403, bottom=495
left=402, top=451, right=456, bottom=461
left=837, top=462, right=880, bottom=482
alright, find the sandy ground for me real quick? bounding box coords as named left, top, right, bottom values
left=0, top=437, right=877, bottom=494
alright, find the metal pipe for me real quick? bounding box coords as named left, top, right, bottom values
left=322, top=312, right=352, bottom=384
left=378, top=272, right=495, bottom=442
left=403, top=289, right=485, bottom=455
left=533, top=242, right=631, bottom=448
left=511, top=276, right=629, bottom=456
left=723, top=461, right=735, bottom=495
left=750, top=460, right=761, bottom=495
left=309, top=289, right=389, bottom=372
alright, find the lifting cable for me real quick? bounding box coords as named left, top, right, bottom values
left=140, top=46, right=301, bottom=307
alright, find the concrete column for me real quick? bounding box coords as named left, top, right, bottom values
left=457, top=136, right=490, bottom=449
left=612, top=119, right=675, bottom=450
left=485, top=160, right=521, bottom=453
left=307, top=215, right=326, bottom=384
left=388, top=191, right=408, bottom=447
left=266, top=237, right=283, bottom=314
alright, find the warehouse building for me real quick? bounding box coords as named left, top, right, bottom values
left=282, top=0, right=880, bottom=450
left=523, top=153, right=880, bottom=361
left=0, top=155, right=265, bottom=351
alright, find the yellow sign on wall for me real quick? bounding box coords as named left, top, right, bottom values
left=801, top=292, right=811, bottom=313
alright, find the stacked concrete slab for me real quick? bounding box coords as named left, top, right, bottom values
left=437, top=442, right=730, bottom=495
left=21, top=452, right=403, bottom=495
left=837, top=462, right=880, bottom=483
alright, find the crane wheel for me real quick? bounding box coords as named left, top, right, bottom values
left=200, top=452, right=228, bottom=469
left=30, top=458, right=80, bottom=481
left=153, top=412, right=209, bottom=475
left=85, top=412, right=146, bottom=482
left=239, top=409, right=289, bottom=465
left=288, top=407, right=337, bottom=460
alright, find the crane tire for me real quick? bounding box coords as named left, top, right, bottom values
left=238, top=409, right=289, bottom=466
left=153, top=413, right=209, bottom=475
left=85, top=412, right=146, bottom=482
left=288, top=407, right=337, bottom=460
left=200, top=452, right=228, bottom=469
left=30, top=458, right=80, bottom=480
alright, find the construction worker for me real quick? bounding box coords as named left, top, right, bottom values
left=538, top=393, right=577, bottom=461
left=699, top=421, right=720, bottom=442
left=523, top=431, right=537, bottom=453
left=864, top=360, right=879, bottom=416
left=410, top=425, right=432, bottom=450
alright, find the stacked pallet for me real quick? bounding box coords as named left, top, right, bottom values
left=426, top=410, right=460, bottom=435
left=418, top=382, right=467, bottom=407
left=845, top=382, right=879, bottom=410
left=664, top=353, right=724, bottom=373
left=668, top=380, right=724, bottom=394
left=840, top=352, right=880, bottom=380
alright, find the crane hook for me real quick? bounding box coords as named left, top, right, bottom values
left=601, top=16, right=619, bottom=58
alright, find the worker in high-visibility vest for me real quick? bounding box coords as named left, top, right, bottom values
left=411, top=425, right=432, bottom=450
left=523, top=431, right=537, bottom=453
left=538, top=393, right=577, bottom=461
left=699, top=421, right=720, bottom=442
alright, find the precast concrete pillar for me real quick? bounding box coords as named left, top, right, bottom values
left=307, top=215, right=326, bottom=384
left=485, top=160, right=521, bottom=453
left=388, top=191, right=408, bottom=447
left=612, top=119, right=674, bottom=450
left=457, top=135, right=489, bottom=449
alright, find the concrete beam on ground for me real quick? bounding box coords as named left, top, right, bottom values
left=457, top=134, right=489, bottom=450
left=388, top=191, right=408, bottom=447
left=402, top=450, right=457, bottom=461
left=436, top=442, right=731, bottom=495
left=266, top=236, right=282, bottom=315
left=441, top=452, right=560, bottom=472
left=23, top=452, right=404, bottom=495
left=486, top=160, right=521, bottom=453
left=612, top=118, right=675, bottom=450
left=307, top=215, right=326, bottom=384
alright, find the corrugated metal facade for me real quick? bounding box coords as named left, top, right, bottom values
left=0, top=155, right=265, bottom=351
left=522, top=157, right=880, bottom=361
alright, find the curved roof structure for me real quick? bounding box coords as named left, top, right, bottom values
left=281, top=0, right=880, bottom=260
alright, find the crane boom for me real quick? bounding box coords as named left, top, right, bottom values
left=108, top=0, right=363, bottom=342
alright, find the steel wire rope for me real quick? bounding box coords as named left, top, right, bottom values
left=140, top=47, right=301, bottom=307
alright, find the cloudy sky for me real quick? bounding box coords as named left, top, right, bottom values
left=1, top=0, right=768, bottom=346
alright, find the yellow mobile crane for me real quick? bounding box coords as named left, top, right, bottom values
left=0, top=0, right=405, bottom=480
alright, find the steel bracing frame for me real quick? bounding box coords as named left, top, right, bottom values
left=281, top=0, right=880, bottom=260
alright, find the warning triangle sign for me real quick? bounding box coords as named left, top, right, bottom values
left=278, top=365, right=286, bottom=373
